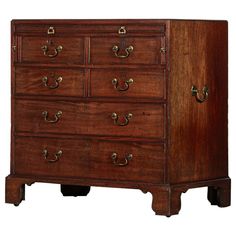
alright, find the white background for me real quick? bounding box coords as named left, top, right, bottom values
left=0, top=0, right=235, bottom=235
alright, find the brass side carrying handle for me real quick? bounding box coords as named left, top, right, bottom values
left=191, top=85, right=209, bottom=103
left=112, top=45, right=133, bottom=58
left=41, top=45, right=63, bottom=58
left=42, top=76, right=63, bottom=89
left=112, top=78, right=133, bottom=91
left=42, top=149, right=62, bottom=162
left=111, top=112, right=132, bottom=126
left=111, top=153, right=132, bottom=166
left=42, top=111, right=62, bottom=123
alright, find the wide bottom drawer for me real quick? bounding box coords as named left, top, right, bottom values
left=14, top=137, right=165, bottom=183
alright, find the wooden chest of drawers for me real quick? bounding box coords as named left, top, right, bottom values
left=6, top=19, right=231, bottom=216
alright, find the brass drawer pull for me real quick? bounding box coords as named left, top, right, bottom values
left=112, top=45, right=133, bottom=58
left=42, top=149, right=62, bottom=162
left=111, top=153, right=132, bottom=166
left=41, top=44, right=63, bottom=58
left=42, top=76, right=63, bottom=89
left=118, top=26, right=126, bottom=35
left=191, top=85, right=209, bottom=103
left=42, top=111, right=62, bottom=123
left=47, top=26, right=55, bottom=35
left=160, top=47, right=167, bottom=54
left=112, top=78, right=133, bottom=91
left=111, top=112, right=132, bottom=126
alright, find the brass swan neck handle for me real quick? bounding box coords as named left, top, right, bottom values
left=111, top=113, right=132, bottom=126
left=42, top=149, right=62, bottom=162
left=112, top=78, right=133, bottom=91
left=112, top=45, right=134, bottom=58
left=111, top=153, right=132, bottom=166
left=191, top=85, right=209, bottom=103
left=42, top=111, right=62, bottom=123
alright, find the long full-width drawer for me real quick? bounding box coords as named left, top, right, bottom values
left=14, top=22, right=166, bottom=35
left=14, top=136, right=165, bottom=183
left=15, top=100, right=165, bottom=139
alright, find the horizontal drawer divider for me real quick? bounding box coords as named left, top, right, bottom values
left=14, top=132, right=167, bottom=143
left=14, top=63, right=167, bottom=70
left=14, top=95, right=167, bottom=104
left=15, top=32, right=166, bottom=37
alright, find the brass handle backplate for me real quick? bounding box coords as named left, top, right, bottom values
left=191, top=85, right=209, bottom=103
left=41, top=40, right=63, bottom=58
left=42, top=111, right=62, bottom=123
left=111, top=153, right=132, bottom=166
left=112, top=78, right=133, bottom=91
left=42, top=76, right=63, bottom=89
left=42, top=149, right=62, bottom=162
left=112, top=45, right=133, bottom=58
left=111, top=112, right=132, bottom=126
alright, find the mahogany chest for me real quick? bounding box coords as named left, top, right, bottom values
left=6, top=19, right=231, bottom=216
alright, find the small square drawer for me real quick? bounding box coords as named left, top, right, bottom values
left=90, top=69, right=165, bottom=99
left=18, top=36, right=84, bottom=64
left=90, top=36, right=166, bottom=65
left=15, top=67, right=85, bottom=97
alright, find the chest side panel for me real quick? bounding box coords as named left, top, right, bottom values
left=168, top=21, right=228, bottom=183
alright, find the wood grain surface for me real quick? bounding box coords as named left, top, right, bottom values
left=15, top=100, right=165, bottom=138
left=14, top=136, right=165, bottom=183
left=6, top=19, right=230, bottom=216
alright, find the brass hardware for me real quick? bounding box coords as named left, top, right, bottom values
left=42, top=149, right=62, bottom=162
left=118, top=26, right=126, bottom=35
left=47, top=26, right=55, bottom=35
left=112, top=78, right=133, bottom=91
left=41, top=44, right=63, bottom=58
left=160, top=47, right=167, bottom=54
left=42, top=110, right=62, bottom=123
left=191, top=85, right=209, bottom=103
left=111, top=153, right=132, bottom=166
left=42, top=76, right=63, bottom=89
left=112, top=45, right=133, bottom=58
left=12, top=45, right=16, bottom=51
left=111, top=112, right=132, bottom=126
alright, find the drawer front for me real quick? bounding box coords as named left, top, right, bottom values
left=15, top=100, right=165, bottom=139
left=20, top=37, right=84, bottom=64
left=90, top=69, right=165, bottom=99
left=90, top=37, right=165, bottom=65
left=15, top=23, right=165, bottom=35
left=15, top=68, right=84, bottom=97
left=14, top=137, right=165, bottom=183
